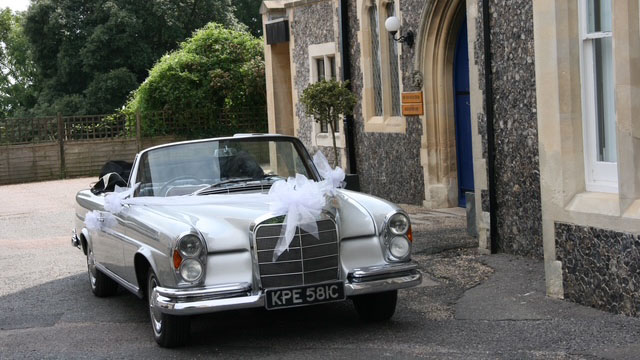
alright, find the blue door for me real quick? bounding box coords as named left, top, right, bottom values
left=453, top=18, right=474, bottom=207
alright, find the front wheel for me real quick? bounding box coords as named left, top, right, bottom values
left=352, top=290, right=398, bottom=322
left=147, top=269, right=190, bottom=347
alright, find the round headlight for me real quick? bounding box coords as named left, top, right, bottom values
left=179, top=235, right=203, bottom=257
left=388, top=213, right=410, bottom=235
left=389, top=236, right=411, bottom=259
left=179, top=259, right=203, bottom=282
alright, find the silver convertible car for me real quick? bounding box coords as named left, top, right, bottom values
left=72, top=134, right=421, bottom=347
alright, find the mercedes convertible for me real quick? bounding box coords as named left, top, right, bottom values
left=72, top=134, right=421, bottom=347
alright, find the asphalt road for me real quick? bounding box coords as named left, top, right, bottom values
left=1, top=178, right=639, bottom=359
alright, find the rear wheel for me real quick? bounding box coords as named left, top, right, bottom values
left=147, top=269, right=190, bottom=347
left=87, top=244, right=118, bottom=297
left=352, top=290, right=398, bottom=322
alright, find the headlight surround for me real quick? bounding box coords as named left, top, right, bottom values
left=389, top=236, right=411, bottom=259
left=178, top=234, right=203, bottom=257
left=388, top=213, right=410, bottom=235
left=179, top=259, right=203, bottom=282
left=174, top=232, right=207, bottom=283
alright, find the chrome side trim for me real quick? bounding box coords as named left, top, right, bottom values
left=95, top=263, right=143, bottom=298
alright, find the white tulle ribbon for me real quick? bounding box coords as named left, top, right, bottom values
left=104, top=183, right=139, bottom=214
left=84, top=210, right=117, bottom=232
left=85, top=184, right=139, bottom=231
left=268, top=174, right=326, bottom=261
left=313, top=151, right=345, bottom=196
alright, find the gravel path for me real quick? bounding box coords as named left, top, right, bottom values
left=0, top=178, right=93, bottom=296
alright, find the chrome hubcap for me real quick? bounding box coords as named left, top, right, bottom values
left=148, top=277, right=163, bottom=335
left=87, top=249, right=97, bottom=288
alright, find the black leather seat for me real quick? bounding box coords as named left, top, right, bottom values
left=91, top=172, right=128, bottom=194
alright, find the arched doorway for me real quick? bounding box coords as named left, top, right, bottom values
left=417, top=0, right=473, bottom=208
left=453, top=15, right=474, bottom=207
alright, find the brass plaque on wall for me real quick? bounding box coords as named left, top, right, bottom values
left=401, top=91, right=423, bottom=104
left=402, top=103, right=424, bottom=116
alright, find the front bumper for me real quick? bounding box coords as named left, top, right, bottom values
left=152, top=262, right=421, bottom=315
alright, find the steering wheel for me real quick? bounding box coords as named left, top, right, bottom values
left=158, top=175, right=204, bottom=197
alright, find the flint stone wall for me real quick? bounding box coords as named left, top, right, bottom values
left=473, top=0, right=543, bottom=258
left=290, top=0, right=334, bottom=149
left=345, top=0, right=425, bottom=205
left=556, top=222, right=640, bottom=317
left=289, top=1, right=346, bottom=172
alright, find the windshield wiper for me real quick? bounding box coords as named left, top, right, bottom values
left=260, top=174, right=285, bottom=181
left=192, top=177, right=255, bottom=195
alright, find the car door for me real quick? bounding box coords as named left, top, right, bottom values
left=91, top=209, right=124, bottom=275
left=118, top=207, right=145, bottom=286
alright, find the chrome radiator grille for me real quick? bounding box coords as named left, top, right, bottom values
left=254, top=219, right=339, bottom=289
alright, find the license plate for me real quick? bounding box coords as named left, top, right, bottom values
left=265, top=282, right=345, bottom=310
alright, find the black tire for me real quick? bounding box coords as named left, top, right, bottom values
left=147, top=269, right=190, bottom=347
left=87, top=244, right=118, bottom=297
left=352, top=290, right=398, bottom=322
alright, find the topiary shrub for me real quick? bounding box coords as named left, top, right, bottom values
left=300, top=80, right=357, bottom=167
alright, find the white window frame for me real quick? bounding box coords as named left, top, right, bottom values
left=360, top=0, right=405, bottom=133
left=311, top=53, right=336, bottom=84
left=578, top=0, right=618, bottom=193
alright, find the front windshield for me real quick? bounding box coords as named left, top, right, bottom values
left=135, top=138, right=314, bottom=197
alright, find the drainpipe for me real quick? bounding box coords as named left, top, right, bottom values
left=482, top=0, right=499, bottom=253
left=339, top=0, right=359, bottom=177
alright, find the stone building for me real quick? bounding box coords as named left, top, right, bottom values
left=260, top=0, right=640, bottom=317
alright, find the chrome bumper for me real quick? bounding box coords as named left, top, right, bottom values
left=152, top=262, right=422, bottom=315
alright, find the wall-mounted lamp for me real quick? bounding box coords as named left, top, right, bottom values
left=385, top=16, right=413, bottom=48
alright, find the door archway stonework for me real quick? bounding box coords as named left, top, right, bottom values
left=415, top=0, right=466, bottom=208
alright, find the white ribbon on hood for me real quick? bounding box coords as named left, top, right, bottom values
left=268, top=174, right=326, bottom=261
left=313, top=151, right=345, bottom=196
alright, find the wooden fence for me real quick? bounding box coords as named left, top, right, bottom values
left=0, top=108, right=267, bottom=185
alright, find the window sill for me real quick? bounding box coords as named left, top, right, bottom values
left=363, top=115, right=406, bottom=133
left=314, top=132, right=345, bottom=148
left=565, top=191, right=620, bottom=217
left=622, top=199, right=640, bottom=219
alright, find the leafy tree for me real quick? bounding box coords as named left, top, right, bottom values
left=124, top=23, right=265, bottom=134
left=22, top=0, right=240, bottom=116
left=0, top=8, right=39, bottom=118
left=233, top=0, right=263, bottom=37
left=300, top=80, right=357, bottom=166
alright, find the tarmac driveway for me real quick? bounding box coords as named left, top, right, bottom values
left=1, top=178, right=639, bottom=359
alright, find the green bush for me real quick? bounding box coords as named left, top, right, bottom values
left=124, top=22, right=265, bottom=135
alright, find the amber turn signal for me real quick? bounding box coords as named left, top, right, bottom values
left=173, top=250, right=183, bottom=269
left=407, top=225, right=413, bottom=242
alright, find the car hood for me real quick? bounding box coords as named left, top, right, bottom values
left=139, top=190, right=394, bottom=253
